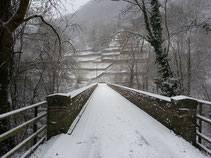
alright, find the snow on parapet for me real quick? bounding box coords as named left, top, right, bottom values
left=110, top=84, right=206, bottom=103
left=111, top=83, right=171, bottom=102
left=67, top=83, right=97, bottom=98
left=48, top=83, right=97, bottom=98
left=171, top=95, right=197, bottom=101
left=47, top=93, right=70, bottom=97
left=197, top=99, right=211, bottom=106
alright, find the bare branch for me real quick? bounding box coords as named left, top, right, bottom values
left=5, top=0, right=30, bottom=32
left=62, top=40, right=76, bottom=54
left=22, top=15, right=62, bottom=55
left=164, top=0, right=170, bottom=55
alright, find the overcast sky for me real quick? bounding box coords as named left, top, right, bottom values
left=61, top=0, right=91, bottom=14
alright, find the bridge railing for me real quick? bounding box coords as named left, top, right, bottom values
left=0, top=101, right=47, bottom=158
left=196, top=100, right=211, bottom=154
left=0, top=83, right=98, bottom=158
left=108, top=83, right=211, bottom=155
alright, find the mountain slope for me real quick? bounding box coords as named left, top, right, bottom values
left=65, top=0, right=127, bottom=50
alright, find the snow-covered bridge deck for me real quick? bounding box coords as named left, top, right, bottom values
left=32, top=84, right=207, bottom=158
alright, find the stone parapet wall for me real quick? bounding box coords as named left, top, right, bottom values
left=46, top=84, right=97, bottom=139
left=108, top=84, right=197, bottom=145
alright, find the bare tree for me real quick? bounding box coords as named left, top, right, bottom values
left=0, top=0, right=72, bottom=155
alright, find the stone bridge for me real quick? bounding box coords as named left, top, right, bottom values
left=0, top=83, right=210, bottom=158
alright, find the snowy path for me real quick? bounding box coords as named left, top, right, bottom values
left=32, top=84, right=208, bottom=158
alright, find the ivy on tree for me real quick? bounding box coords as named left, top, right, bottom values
left=122, top=0, right=180, bottom=96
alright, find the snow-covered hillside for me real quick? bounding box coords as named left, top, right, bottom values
left=65, top=34, right=146, bottom=86
left=72, top=0, right=127, bottom=29
left=63, top=0, right=128, bottom=50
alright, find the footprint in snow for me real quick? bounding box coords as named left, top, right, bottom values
left=91, top=136, right=98, bottom=144
left=116, top=116, right=121, bottom=120
left=135, top=130, right=150, bottom=146
left=76, top=141, right=87, bottom=144
left=129, top=150, right=133, bottom=158
left=97, top=152, right=103, bottom=158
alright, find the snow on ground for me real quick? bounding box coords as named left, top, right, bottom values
left=112, top=83, right=171, bottom=102
left=77, top=51, right=100, bottom=56
left=31, top=84, right=209, bottom=158
left=103, top=52, right=120, bottom=56
left=83, top=71, right=104, bottom=79
left=77, top=56, right=100, bottom=62
left=80, top=63, right=111, bottom=69
left=67, top=83, right=97, bottom=97
left=103, top=47, right=120, bottom=51
left=109, top=40, right=120, bottom=47
left=102, top=56, right=115, bottom=60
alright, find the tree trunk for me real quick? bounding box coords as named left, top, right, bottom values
left=129, top=67, right=134, bottom=88
left=0, top=0, right=15, bottom=155
left=146, top=0, right=180, bottom=96
left=186, top=35, right=191, bottom=96
left=0, top=0, right=30, bottom=155
left=0, top=15, right=14, bottom=158
left=135, top=62, right=140, bottom=89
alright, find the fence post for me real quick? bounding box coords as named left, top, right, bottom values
left=33, top=106, right=38, bottom=145
left=171, top=96, right=198, bottom=145
left=46, top=94, right=71, bottom=139
left=198, top=103, right=203, bottom=144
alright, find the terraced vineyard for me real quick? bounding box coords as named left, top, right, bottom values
left=66, top=34, right=148, bottom=87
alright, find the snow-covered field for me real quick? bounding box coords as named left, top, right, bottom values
left=31, top=84, right=208, bottom=158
